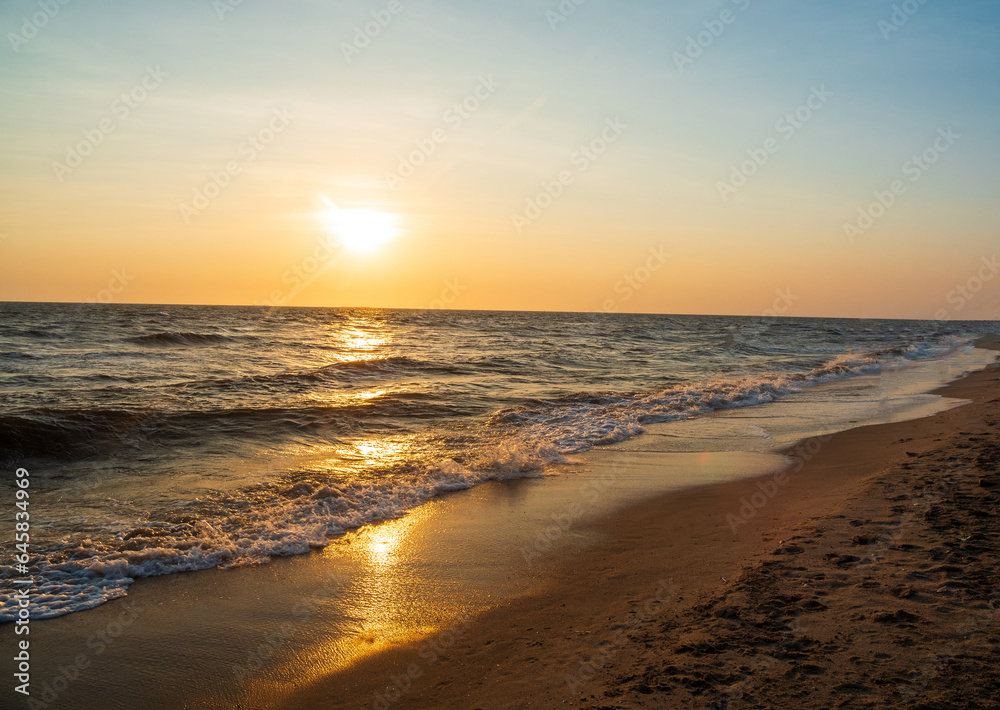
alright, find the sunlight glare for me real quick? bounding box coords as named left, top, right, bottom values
left=321, top=196, right=399, bottom=255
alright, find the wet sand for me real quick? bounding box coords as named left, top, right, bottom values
left=289, top=345, right=1000, bottom=709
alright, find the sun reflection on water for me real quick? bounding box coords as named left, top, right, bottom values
left=329, top=322, right=392, bottom=364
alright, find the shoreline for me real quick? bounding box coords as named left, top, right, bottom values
left=285, top=345, right=1000, bottom=709
left=2, top=344, right=998, bottom=709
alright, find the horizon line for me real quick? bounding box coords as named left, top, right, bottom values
left=1, top=300, right=997, bottom=324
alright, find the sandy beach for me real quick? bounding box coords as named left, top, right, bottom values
left=4, top=344, right=999, bottom=710
left=286, top=343, right=1000, bottom=710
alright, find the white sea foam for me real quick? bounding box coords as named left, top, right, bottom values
left=0, top=442, right=553, bottom=620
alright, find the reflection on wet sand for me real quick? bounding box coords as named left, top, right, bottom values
left=258, top=505, right=472, bottom=703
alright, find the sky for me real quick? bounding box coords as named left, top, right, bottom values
left=1, top=0, right=998, bottom=319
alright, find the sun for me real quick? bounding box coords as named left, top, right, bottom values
left=320, top=197, right=399, bottom=255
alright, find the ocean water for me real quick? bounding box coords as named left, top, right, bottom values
left=0, top=302, right=995, bottom=620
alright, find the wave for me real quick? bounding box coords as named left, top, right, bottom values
left=0, top=411, right=141, bottom=460
left=124, top=331, right=249, bottom=346
left=0, top=327, right=68, bottom=339
left=164, top=357, right=479, bottom=395
left=485, top=348, right=918, bottom=454
left=0, top=438, right=562, bottom=621
left=312, top=355, right=471, bottom=377
left=0, top=394, right=468, bottom=461
left=0, top=343, right=968, bottom=464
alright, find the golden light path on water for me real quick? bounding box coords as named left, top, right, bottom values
left=244, top=309, right=471, bottom=692
left=329, top=323, right=392, bottom=362
left=244, top=366, right=495, bottom=702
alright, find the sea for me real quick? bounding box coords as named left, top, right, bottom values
left=0, top=302, right=996, bottom=621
